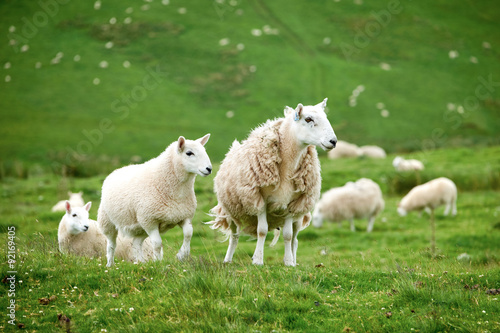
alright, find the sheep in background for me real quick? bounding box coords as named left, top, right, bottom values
left=98, top=134, right=212, bottom=267
left=359, top=145, right=386, bottom=159
left=208, top=98, right=337, bottom=266
left=52, top=191, right=85, bottom=212
left=327, top=140, right=360, bottom=159
left=58, top=201, right=153, bottom=261
left=397, top=177, right=457, bottom=255
left=312, top=178, right=384, bottom=232
left=393, top=156, right=424, bottom=171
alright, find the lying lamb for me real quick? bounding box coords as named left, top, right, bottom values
left=52, top=191, right=85, bottom=212
left=58, top=201, right=153, bottom=260
left=393, top=156, right=424, bottom=171
left=209, top=99, right=337, bottom=266
left=327, top=140, right=360, bottom=159
left=312, top=178, right=385, bottom=232
left=359, top=145, right=386, bottom=159
left=98, top=134, right=212, bottom=267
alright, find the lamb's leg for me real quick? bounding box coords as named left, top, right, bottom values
left=291, top=220, right=300, bottom=266
left=132, top=236, right=146, bottom=263
left=349, top=219, right=356, bottom=232
left=146, top=228, right=163, bottom=261
left=430, top=209, right=436, bottom=256
left=451, top=197, right=457, bottom=216
left=177, top=218, right=193, bottom=261
left=223, top=222, right=239, bottom=263
left=443, top=202, right=451, bottom=216
left=105, top=230, right=118, bottom=267
left=252, top=211, right=268, bottom=265
left=282, top=216, right=294, bottom=266
left=366, top=216, right=375, bottom=233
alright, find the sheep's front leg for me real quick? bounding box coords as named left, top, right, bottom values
left=252, top=211, right=268, bottom=265
left=177, top=218, right=193, bottom=261
left=366, top=216, right=375, bottom=233
left=349, top=219, right=356, bottom=232
left=132, top=236, right=146, bottom=263
left=291, top=220, right=300, bottom=266
left=282, top=216, right=295, bottom=266
left=223, top=222, right=239, bottom=263
left=105, top=231, right=118, bottom=267
left=146, top=228, right=163, bottom=261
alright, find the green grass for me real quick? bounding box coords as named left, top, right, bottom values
left=1, top=147, right=499, bottom=332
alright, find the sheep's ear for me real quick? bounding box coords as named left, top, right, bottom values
left=84, top=202, right=92, bottom=212
left=318, top=98, right=328, bottom=109
left=65, top=201, right=71, bottom=214
left=284, top=106, right=294, bottom=117
left=197, top=133, right=210, bottom=146
left=177, top=136, right=186, bottom=152
left=294, top=103, right=303, bottom=121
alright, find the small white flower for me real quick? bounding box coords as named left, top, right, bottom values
left=105, top=41, right=114, bottom=49
left=124, top=17, right=132, bottom=24
left=251, top=29, right=262, bottom=37
left=99, top=60, right=109, bottom=68
left=93, top=78, right=101, bottom=85
left=125, top=7, right=133, bottom=14
left=56, top=52, right=64, bottom=58
left=74, top=55, right=81, bottom=62
left=123, top=61, right=131, bottom=68
left=376, top=102, right=385, bottom=109
left=141, top=4, right=151, bottom=11
left=109, top=17, right=117, bottom=24
left=482, top=41, right=491, bottom=49
left=20, top=45, right=29, bottom=52
left=236, top=43, right=245, bottom=51
left=229, top=0, right=238, bottom=6
left=323, top=37, right=331, bottom=45
left=5, top=75, right=11, bottom=83
left=9, top=26, right=16, bottom=33
left=4, top=62, right=11, bottom=69
left=457, top=105, right=464, bottom=114
left=162, top=0, right=170, bottom=5
left=94, top=1, right=101, bottom=10
left=381, top=110, right=390, bottom=118
left=380, top=62, right=391, bottom=71
left=356, top=85, right=365, bottom=92
left=446, top=103, right=455, bottom=111
left=469, top=56, right=478, bottom=64
left=249, top=65, right=257, bottom=73
left=9, top=39, right=17, bottom=46
left=226, top=111, right=234, bottom=118
left=219, top=38, right=230, bottom=46
left=448, top=50, right=459, bottom=59
left=178, top=7, right=187, bottom=14
left=129, top=307, right=134, bottom=312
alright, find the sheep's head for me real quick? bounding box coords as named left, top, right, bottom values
left=285, top=98, right=337, bottom=150
left=393, top=156, right=403, bottom=168
left=397, top=202, right=407, bottom=217
left=177, top=134, right=213, bottom=177
left=65, top=201, right=91, bottom=234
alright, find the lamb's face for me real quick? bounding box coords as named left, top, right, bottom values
left=178, top=134, right=213, bottom=177
left=287, top=98, right=337, bottom=150
left=65, top=201, right=92, bottom=235
left=397, top=204, right=407, bottom=217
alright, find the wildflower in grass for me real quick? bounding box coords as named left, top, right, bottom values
left=9, top=39, right=17, bottom=46
left=178, top=7, right=187, bottom=14
left=470, top=56, right=478, bottom=64
left=219, top=38, right=230, bottom=46
left=226, top=111, right=234, bottom=118
left=162, top=0, right=170, bottom=5
left=449, top=50, right=459, bottom=59
left=376, top=102, right=385, bottom=109
left=141, top=4, right=150, bottom=11
left=9, top=26, right=15, bottom=33
left=482, top=41, right=491, bottom=49
left=122, top=61, right=131, bottom=69
left=381, top=110, right=390, bottom=118
left=236, top=43, right=244, bottom=51
left=129, top=307, right=134, bottom=312
left=99, top=61, right=109, bottom=68
left=125, top=7, right=133, bottom=14
left=93, top=78, right=101, bottom=85
left=323, top=37, right=331, bottom=45
left=124, top=17, right=132, bottom=24
left=109, top=17, right=117, bottom=24
left=94, top=1, right=101, bottom=10
left=105, top=41, right=114, bottom=49
left=249, top=65, right=257, bottom=72
left=73, top=55, right=81, bottom=62
left=4, top=62, right=11, bottom=69
left=380, top=62, right=391, bottom=71
left=251, top=29, right=262, bottom=37
left=5, top=75, right=11, bottom=82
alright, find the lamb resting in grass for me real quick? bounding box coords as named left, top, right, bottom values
left=98, top=134, right=212, bottom=267
left=393, top=156, right=424, bottom=171
left=208, top=99, right=337, bottom=266
left=58, top=201, right=153, bottom=260
left=327, top=140, right=360, bottom=159
left=52, top=191, right=85, bottom=212
left=312, top=178, right=385, bottom=232
left=397, top=177, right=457, bottom=217
left=359, top=145, right=386, bottom=159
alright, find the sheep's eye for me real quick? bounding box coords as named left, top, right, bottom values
left=186, top=151, right=194, bottom=156
left=305, top=117, right=313, bottom=123
left=72, top=214, right=77, bottom=217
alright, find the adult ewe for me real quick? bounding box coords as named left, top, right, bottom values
left=98, top=134, right=212, bottom=267
left=393, top=156, right=424, bottom=171
left=359, top=145, right=386, bottom=159
left=52, top=191, right=85, bottom=212
left=209, top=99, right=337, bottom=266
left=312, top=178, right=384, bottom=232
left=58, top=201, right=153, bottom=260
left=397, top=177, right=457, bottom=255
left=327, top=140, right=360, bottom=159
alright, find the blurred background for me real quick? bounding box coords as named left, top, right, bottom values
left=1, top=0, right=499, bottom=177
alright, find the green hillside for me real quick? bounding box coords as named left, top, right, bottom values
left=1, top=0, right=499, bottom=176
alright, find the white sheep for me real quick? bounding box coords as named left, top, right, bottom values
left=393, top=156, right=424, bottom=171
left=359, top=145, right=386, bottom=158
left=327, top=140, right=360, bottom=159
left=98, top=134, right=212, bottom=267
left=312, top=178, right=384, bottom=232
left=208, top=99, right=337, bottom=266
left=397, top=177, right=457, bottom=255
left=52, top=191, right=85, bottom=212
left=58, top=201, right=153, bottom=260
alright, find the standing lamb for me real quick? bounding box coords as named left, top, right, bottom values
left=359, top=145, right=386, bottom=159
left=327, top=140, right=360, bottom=159
left=52, top=191, right=85, bottom=212
left=312, top=178, right=385, bottom=232
left=58, top=201, right=153, bottom=260
left=98, top=134, right=212, bottom=267
left=208, top=99, right=337, bottom=266
left=393, top=156, right=424, bottom=171
left=397, top=177, right=457, bottom=255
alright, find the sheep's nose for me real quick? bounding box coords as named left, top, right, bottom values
left=83, top=225, right=89, bottom=231
left=206, top=167, right=212, bottom=174
left=330, top=138, right=337, bottom=148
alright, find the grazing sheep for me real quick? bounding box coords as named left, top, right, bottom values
left=52, top=191, right=85, bottom=212
left=327, top=140, right=360, bottom=159
left=98, top=134, right=212, bottom=267
left=359, top=145, right=386, bottom=159
left=208, top=99, right=337, bottom=266
left=397, top=177, right=457, bottom=255
left=312, top=178, right=384, bottom=232
left=58, top=201, right=153, bottom=260
left=393, top=156, right=424, bottom=171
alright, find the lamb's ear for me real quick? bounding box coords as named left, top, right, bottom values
left=284, top=106, right=294, bottom=117
left=177, top=136, right=186, bottom=152
left=65, top=201, right=71, bottom=214
left=84, top=202, right=92, bottom=212
left=318, top=98, right=328, bottom=109
left=197, top=133, right=210, bottom=146
left=294, top=103, right=303, bottom=121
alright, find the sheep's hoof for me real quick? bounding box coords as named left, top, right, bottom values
left=284, top=260, right=296, bottom=267
left=252, top=259, right=264, bottom=266
left=176, top=252, right=189, bottom=261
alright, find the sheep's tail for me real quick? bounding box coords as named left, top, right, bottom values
left=206, top=204, right=232, bottom=239
left=270, top=228, right=280, bottom=247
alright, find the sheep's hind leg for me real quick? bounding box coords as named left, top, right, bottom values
left=132, top=236, right=147, bottom=263
left=366, top=216, right=375, bottom=233
left=291, top=220, right=300, bottom=266
left=177, top=218, right=193, bottom=261
left=282, top=216, right=295, bottom=266
left=349, top=219, right=356, bottom=232
left=146, top=228, right=164, bottom=261
left=252, top=211, right=268, bottom=265
left=105, top=230, right=118, bottom=267
left=223, top=222, right=239, bottom=263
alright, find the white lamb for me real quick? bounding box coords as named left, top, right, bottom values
left=312, top=178, right=385, bottom=232
left=98, top=134, right=212, bottom=267
left=208, top=99, right=337, bottom=266
left=359, top=145, right=386, bottom=159
left=58, top=201, right=153, bottom=260
left=52, top=191, right=85, bottom=212
left=393, top=156, right=424, bottom=171
left=327, top=140, right=360, bottom=159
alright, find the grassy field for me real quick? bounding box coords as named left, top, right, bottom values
left=1, top=147, right=499, bottom=332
